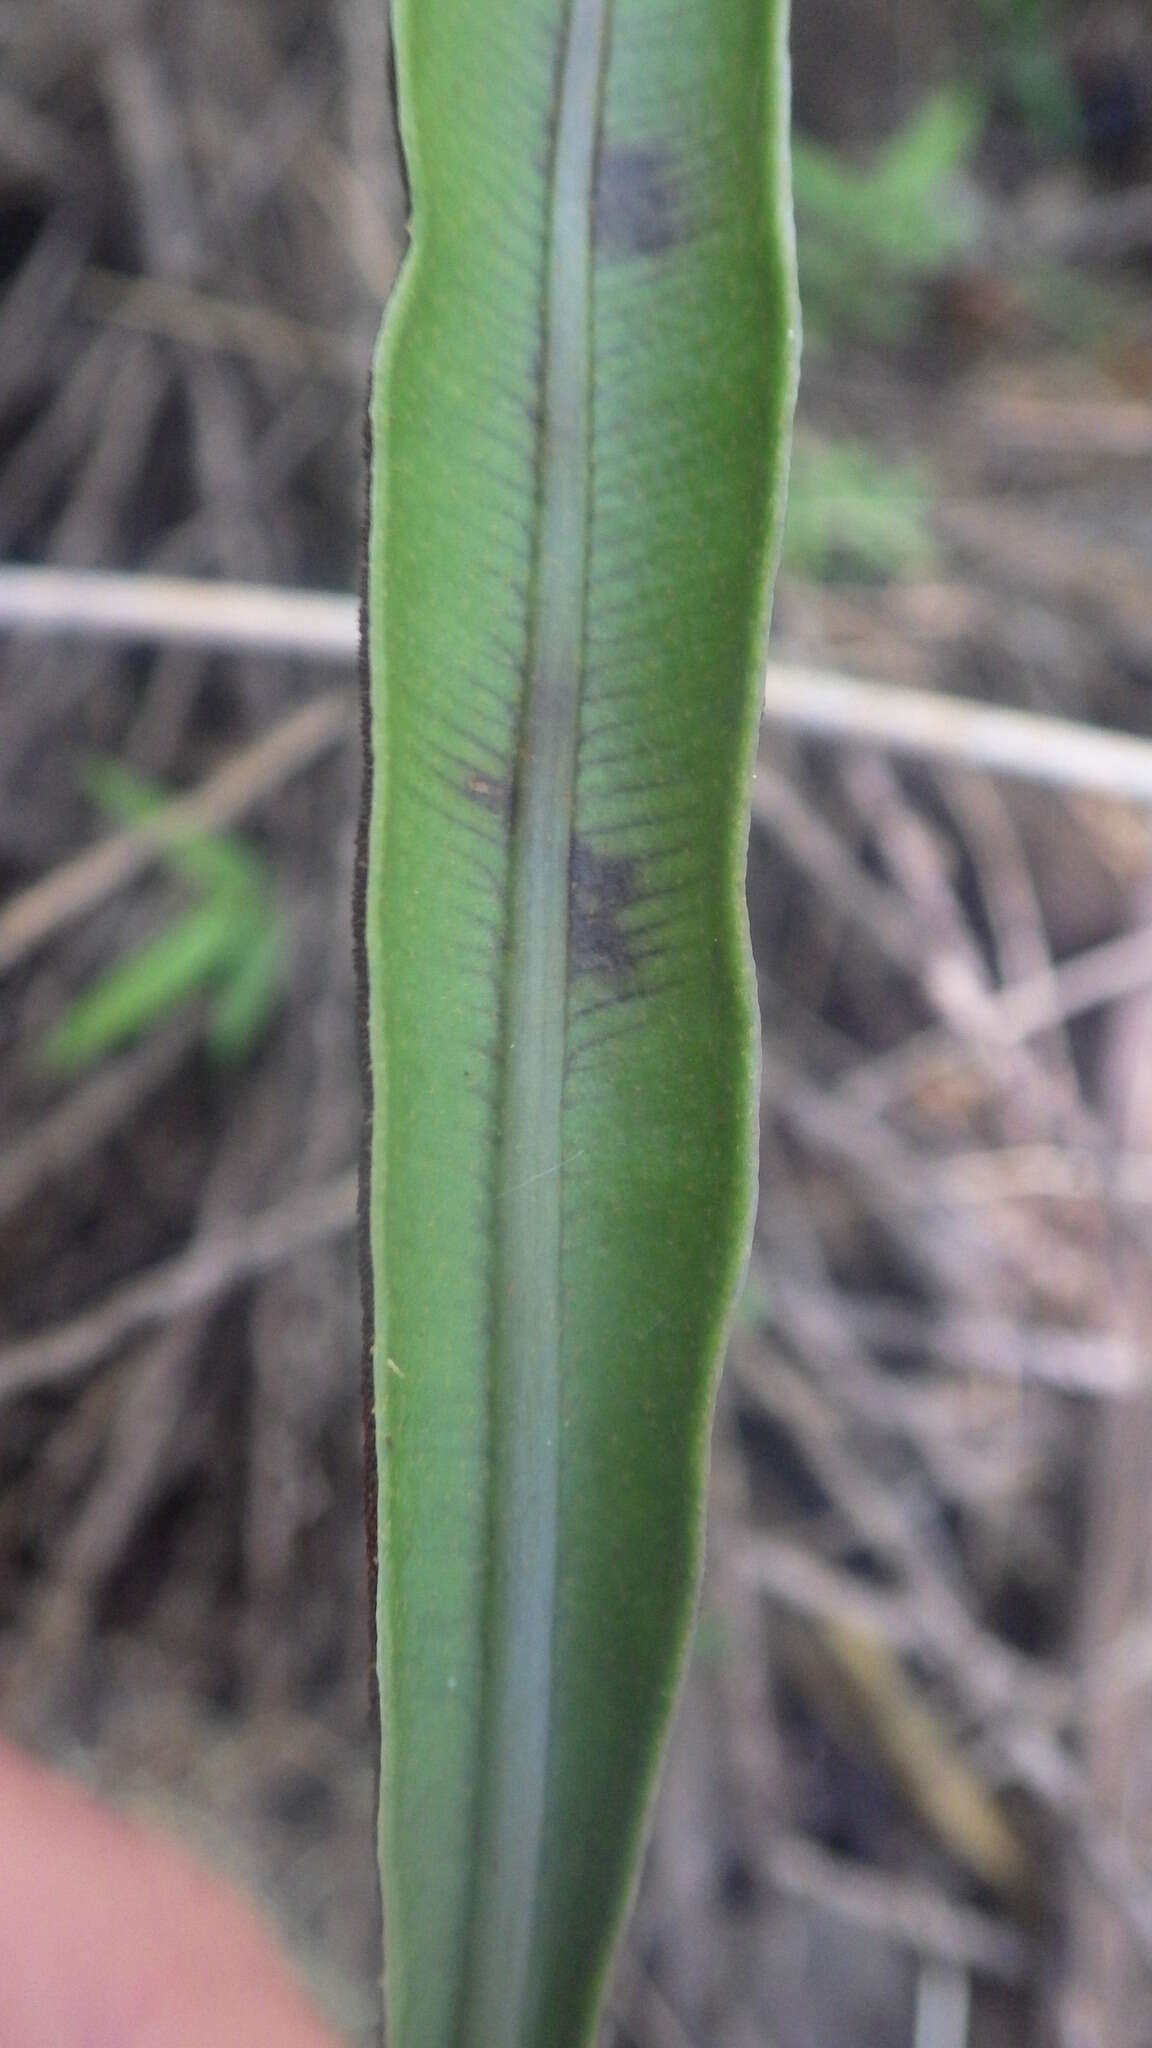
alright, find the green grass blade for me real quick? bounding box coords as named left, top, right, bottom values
left=206, top=913, right=285, bottom=1060
left=362, top=7, right=797, bottom=2046
left=79, top=755, right=267, bottom=906
left=41, top=757, right=283, bottom=1073
left=42, top=900, right=235, bottom=1071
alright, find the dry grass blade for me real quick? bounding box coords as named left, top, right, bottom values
left=11, top=565, right=1152, bottom=810
left=0, top=565, right=360, bottom=657
left=762, top=666, right=1152, bottom=809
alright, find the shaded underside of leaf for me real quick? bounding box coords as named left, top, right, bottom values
left=362, top=6, right=796, bottom=2046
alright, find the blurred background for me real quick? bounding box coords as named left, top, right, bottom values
left=3, top=1, right=1152, bottom=2042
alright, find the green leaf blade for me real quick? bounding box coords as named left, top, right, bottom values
left=42, top=900, right=232, bottom=1071
left=364, top=6, right=796, bottom=2045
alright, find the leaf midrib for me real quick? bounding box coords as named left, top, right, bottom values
left=463, top=4, right=611, bottom=2044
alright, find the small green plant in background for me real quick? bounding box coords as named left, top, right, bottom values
left=43, top=759, right=283, bottom=1072
left=977, top=0, right=1082, bottom=150
left=784, top=437, right=938, bottom=584
left=794, top=89, right=982, bottom=348
left=787, top=90, right=980, bottom=586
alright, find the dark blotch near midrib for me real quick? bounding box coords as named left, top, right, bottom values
left=595, top=143, right=687, bottom=259
left=569, top=838, right=641, bottom=983
left=463, top=766, right=516, bottom=825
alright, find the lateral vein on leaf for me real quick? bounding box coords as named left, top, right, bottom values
left=464, top=3, right=611, bottom=2044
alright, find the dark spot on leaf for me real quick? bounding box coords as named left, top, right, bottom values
left=464, top=767, right=515, bottom=825
left=569, top=839, right=641, bottom=983
left=595, top=144, right=686, bottom=259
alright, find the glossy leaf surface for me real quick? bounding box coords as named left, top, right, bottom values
left=362, top=6, right=796, bottom=2045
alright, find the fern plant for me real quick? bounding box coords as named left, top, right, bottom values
left=360, top=8, right=797, bottom=2046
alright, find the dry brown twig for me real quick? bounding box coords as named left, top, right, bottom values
left=730, top=1337, right=1071, bottom=1731
left=0, top=1022, right=195, bottom=1224
left=0, top=1167, right=357, bottom=1402
left=10, top=564, right=1152, bottom=805
left=841, top=922, right=1152, bottom=1118
left=765, top=1831, right=1033, bottom=1987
